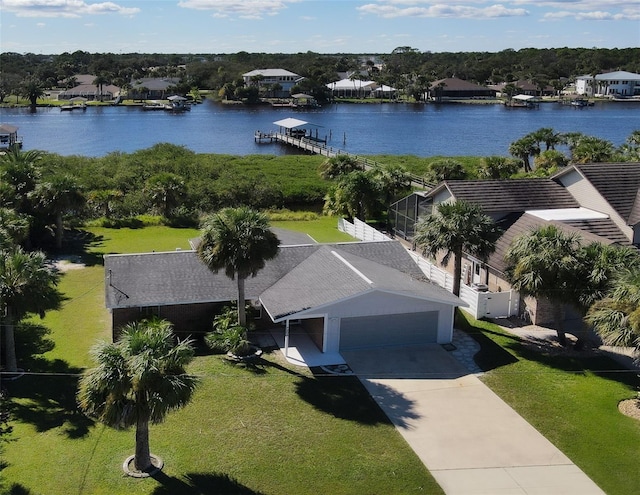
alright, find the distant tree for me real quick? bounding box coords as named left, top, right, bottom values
left=197, top=207, right=279, bottom=327
left=20, top=77, right=45, bottom=110
left=323, top=171, right=380, bottom=222
left=87, top=189, right=123, bottom=219
left=145, top=172, right=186, bottom=218
left=571, top=136, right=614, bottom=164
left=534, top=150, right=568, bottom=173
left=509, top=135, right=540, bottom=173
left=78, top=318, right=199, bottom=475
left=319, top=155, right=363, bottom=180
left=426, top=159, right=467, bottom=183
left=92, top=74, right=109, bottom=102
left=478, top=156, right=520, bottom=179
left=530, top=127, right=562, bottom=151
left=32, top=175, right=85, bottom=250
left=414, top=201, right=500, bottom=296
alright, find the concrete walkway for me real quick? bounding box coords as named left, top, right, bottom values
left=342, top=344, right=605, bottom=495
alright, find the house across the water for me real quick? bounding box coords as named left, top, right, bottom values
left=0, top=124, right=22, bottom=150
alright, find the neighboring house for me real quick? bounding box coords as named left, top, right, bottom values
left=129, top=78, right=181, bottom=100
left=0, top=124, right=22, bottom=149
left=388, top=172, right=638, bottom=325
left=429, top=77, right=496, bottom=100
left=327, top=78, right=377, bottom=98
left=242, top=69, right=302, bottom=98
left=58, top=74, right=121, bottom=101
left=553, top=162, right=640, bottom=244
left=104, top=235, right=463, bottom=352
left=575, top=71, right=640, bottom=97
left=490, top=80, right=554, bottom=97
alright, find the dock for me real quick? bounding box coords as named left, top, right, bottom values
left=254, top=123, right=430, bottom=189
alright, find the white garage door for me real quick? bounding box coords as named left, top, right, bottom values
left=339, top=311, right=439, bottom=351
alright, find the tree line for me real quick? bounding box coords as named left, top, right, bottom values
left=2, top=47, right=639, bottom=106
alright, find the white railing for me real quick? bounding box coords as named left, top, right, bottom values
left=339, top=219, right=520, bottom=319
left=338, top=218, right=392, bottom=242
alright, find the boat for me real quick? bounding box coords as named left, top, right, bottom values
left=142, top=101, right=166, bottom=110
left=569, top=98, right=593, bottom=107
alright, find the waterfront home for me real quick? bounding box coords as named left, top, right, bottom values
left=242, top=69, right=302, bottom=98
left=388, top=167, right=639, bottom=325
left=129, top=78, right=181, bottom=100
left=429, top=77, right=497, bottom=100
left=58, top=74, right=120, bottom=102
left=0, top=124, right=22, bottom=150
left=490, top=80, right=554, bottom=97
left=104, top=236, right=462, bottom=351
left=575, top=71, right=640, bottom=98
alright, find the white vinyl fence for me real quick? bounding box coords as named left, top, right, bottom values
left=340, top=218, right=520, bottom=319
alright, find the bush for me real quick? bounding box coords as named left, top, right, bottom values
left=205, top=325, right=252, bottom=356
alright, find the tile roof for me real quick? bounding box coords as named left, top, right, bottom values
left=558, top=163, right=640, bottom=225
left=487, top=213, right=615, bottom=275
left=105, top=240, right=461, bottom=316
left=429, top=179, right=578, bottom=213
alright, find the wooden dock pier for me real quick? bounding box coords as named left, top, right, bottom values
left=254, top=130, right=430, bottom=189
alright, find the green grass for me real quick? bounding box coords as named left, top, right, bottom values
left=2, top=222, right=438, bottom=495
left=456, top=312, right=640, bottom=495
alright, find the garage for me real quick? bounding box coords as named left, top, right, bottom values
left=339, top=311, right=439, bottom=351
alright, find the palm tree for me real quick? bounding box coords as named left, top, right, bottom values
left=0, top=148, right=42, bottom=213
left=92, top=74, right=109, bottom=102
left=32, top=175, right=85, bottom=250
left=571, top=136, right=614, bottom=164
left=145, top=172, right=186, bottom=219
left=370, top=163, right=412, bottom=206
left=0, top=247, right=60, bottom=372
left=197, top=207, right=280, bottom=327
left=77, top=318, right=199, bottom=474
left=323, top=170, right=381, bottom=222
left=478, top=156, right=520, bottom=179
left=530, top=127, right=561, bottom=151
left=20, top=77, right=45, bottom=111
left=0, top=208, right=30, bottom=249
left=319, top=155, right=363, bottom=180
left=505, top=225, right=583, bottom=346
left=426, top=159, right=467, bottom=183
left=586, top=268, right=640, bottom=361
left=413, top=201, right=501, bottom=296
left=509, top=135, right=539, bottom=173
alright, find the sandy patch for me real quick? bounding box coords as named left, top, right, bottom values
left=49, top=256, right=86, bottom=272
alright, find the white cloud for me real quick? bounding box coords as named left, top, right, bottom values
left=178, top=0, right=298, bottom=19
left=0, top=0, right=140, bottom=18
left=357, top=2, right=529, bottom=19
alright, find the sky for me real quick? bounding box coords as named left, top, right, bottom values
left=1, top=0, right=639, bottom=55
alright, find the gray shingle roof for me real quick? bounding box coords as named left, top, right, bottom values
left=105, top=241, right=461, bottom=315
left=430, top=179, right=578, bottom=213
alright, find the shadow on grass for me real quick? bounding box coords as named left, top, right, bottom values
left=5, top=483, right=33, bottom=495
left=4, top=358, right=92, bottom=439
left=294, top=374, right=394, bottom=425
left=151, top=471, right=266, bottom=495
left=58, top=228, right=106, bottom=267
left=458, top=313, right=640, bottom=391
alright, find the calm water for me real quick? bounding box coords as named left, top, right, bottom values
left=1, top=100, right=638, bottom=157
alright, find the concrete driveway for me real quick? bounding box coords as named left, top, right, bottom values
left=341, top=345, right=605, bottom=495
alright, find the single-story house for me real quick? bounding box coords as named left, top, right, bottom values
left=490, top=80, right=554, bottom=97
left=326, top=79, right=395, bottom=98
left=58, top=74, right=121, bottom=101
left=429, top=77, right=497, bottom=100
left=575, top=71, right=640, bottom=97
left=129, top=78, right=182, bottom=100
left=104, top=237, right=463, bottom=352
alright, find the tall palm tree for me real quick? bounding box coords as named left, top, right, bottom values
left=32, top=175, right=85, bottom=250
left=0, top=247, right=60, bottom=372
left=413, top=201, right=501, bottom=296
left=586, top=268, right=640, bottom=361
left=78, top=318, right=199, bottom=474
left=0, top=208, right=30, bottom=249
left=20, top=77, right=45, bottom=111
left=319, top=155, right=363, bottom=180
left=505, top=225, right=583, bottom=346
left=509, top=135, right=540, bottom=173
left=0, top=148, right=42, bottom=214
left=92, top=74, right=109, bottom=102
left=323, top=170, right=381, bottom=222
left=571, top=136, right=614, bottom=164
left=145, top=172, right=186, bottom=219
left=197, top=207, right=280, bottom=327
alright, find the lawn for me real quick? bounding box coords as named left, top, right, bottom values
left=1, top=223, right=441, bottom=495
left=457, top=312, right=640, bottom=495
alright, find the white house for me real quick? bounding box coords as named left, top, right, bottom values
left=575, top=71, right=640, bottom=97
left=242, top=69, right=302, bottom=97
